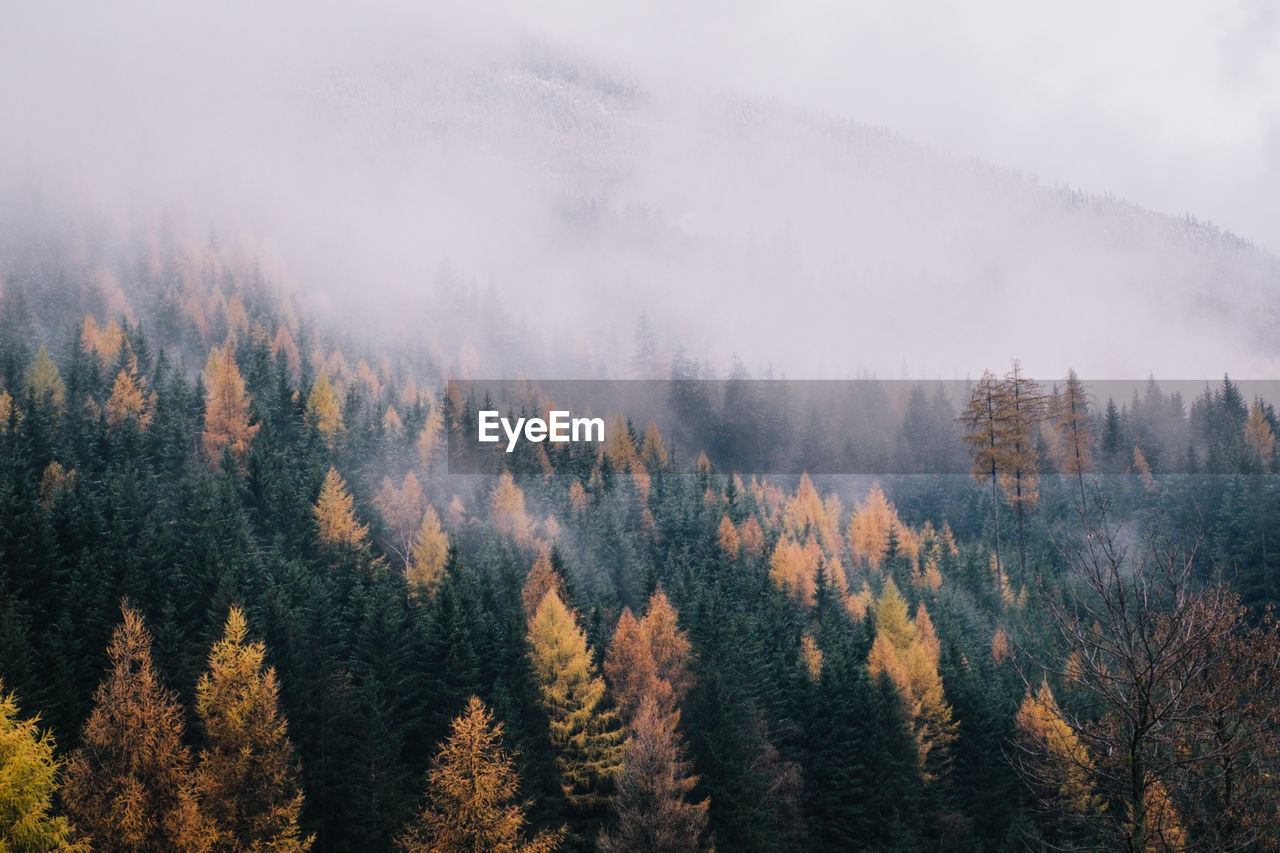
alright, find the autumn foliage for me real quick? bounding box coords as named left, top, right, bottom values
left=398, top=697, right=561, bottom=853
left=62, top=607, right=212, bottom=853
left=202, top=347, right=258, bottom=466
left=195, top=607, right=311, bottom=853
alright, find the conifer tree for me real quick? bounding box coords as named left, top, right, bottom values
left=1014, top=681, right=1100, bottom=818
left=1050, top=369, right=1092, bottom=515
left=195, top=607, right=312, bottom=853
left=521, top=550, right=567, bottom=619
left=598, top=697, right=709, bottom=853
left=867, top=580, right=956, bottom=777
left=738, top=516, right=764, bottom=557
left=847, top=484, right=903, bottom=572
left=960, top=370, right=1006, bottom=591
left=375, top=472, right=425, bottom=565
left=202, top=346, right=258, bottom=466
left=997, top=361, right=1044, bottom=578
left=639, top=420, right=668, bottom=468
left=604, top=609, right=664, bottom=727
left=25, top=346, right=65, bottom=413
left=415, top=405, right=443, bottom=471
left=0, top=681, right=83, bottom=852
left=105, top=368, right=151, bottom=429
left=1245, top=400, right=1274, bottom=470
left=640, top=590, right=693, bottom=705
left=491, top=470, right=534, bottom=547
left=304, top=370, right=343, bottom=442
left=62, top=606, right=211, bottom=853
left=960, top=364, right=1045, bottom=591
left=717, top=514, right=739, bottom=557
left=398, top=696, right=562, bottom=853
left=526, top=590, right=623, bottom=812
left=313, top=467, right=369, bottom=548
left=408, top=505, right=449, bottom=597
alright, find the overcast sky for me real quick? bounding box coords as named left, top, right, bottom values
left=495, top=0, right=1280, bottom=253
left=6, top=1, right=1277, bottom=251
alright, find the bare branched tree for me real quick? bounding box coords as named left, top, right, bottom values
left=1015, top=507, right=1280, bottom=852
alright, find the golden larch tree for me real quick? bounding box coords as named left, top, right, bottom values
left=38, top=462, right=75, bottom=509
left=602, top=414, right=636, bottom=469
left=106, top=369, right=151, bottom=430
left=717, top=515, right=740, bottom=557
left=0, top=681, right=84, bottom=852
left=848, top=484, right=903, bottom=571
left=416, top=406, right=443, bottom=472
left=196, top=607, right=312, bottom=853
left=1014, top=681, right=1101, bottom=818
left=604, top=609, right=664, bottom=727
left=567, top=481, right=587, bottom=515
left=383, top=405, right=403, bottom=436
left=991, top=627, right=1011, bottom=665
left=82, top=315, right=125, bottom=366
left=641, top=590, right=693, bottom=705
left=62, top=606, right=212, bottom=853
left=25, top=347, right=65, bottom=413
left=408, top=505, right=449, bottom=597
left=1049, top=369, right=1093, bottom=513
left=397, top=696, right=562, bottom=853
left=783, top=474, right=842, bottom=556
left=0, top=390, right=13, bottom=433
left=604, top=589, right=694, bottom=727
left=800, top=634, right=823, bottom=680
left=521, top=550, right=567, bottom=619
left=491, top=471, right=534, bottom=547
left=739, top=516, right=765, bottom=557
left=305, top=370, right=343, bottom=443
left=867, top=580, right=957, bottom=777
left=526, top=591, right=623, bottom=811
left=313, top=467, right=369, bottom=548
left=270, top=326, right=301, bottom=378
left=959, top=370, right=1008, bottom=597
left=1245, top=401, right=1274, bottom=469
left=639, top=420, right=668, bottom=468
left=202, top=346, right=258, bottom=466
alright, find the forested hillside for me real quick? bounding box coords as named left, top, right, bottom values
left=3, top=224, right=1280, bottom=853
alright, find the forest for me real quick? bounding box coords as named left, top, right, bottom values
left=2, top=227, right=1280, bottom=853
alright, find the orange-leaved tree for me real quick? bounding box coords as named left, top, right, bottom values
left=62, top=605, right=212, bottom=853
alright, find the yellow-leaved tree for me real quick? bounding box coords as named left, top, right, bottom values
left=717, top=515, right=740, bottom=557
left=1014, top=681, right=1102, bottom=819
left=202, top=346, right=258, bottom=467
left=26, top=347, right=65, bottom=414
left=848, top=484, right=908, bottom=571
left=398, top=696, right=562, bottom=853
left=305, top=370, right=343, bottom=443
left=106, top=368, right=151, bottom=429
left=526, top=590, right=623, bottom=812
left=408, top=505, right=449, bottom=597
left=195, top=607, right=312, bottom=853
left=491, top=471, right=534, bottom=547
left=313, top=467, right=369, bottom=548
left=0, top=681, right=84, bottom=851
left=867, top=579, right=957, bottom=778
